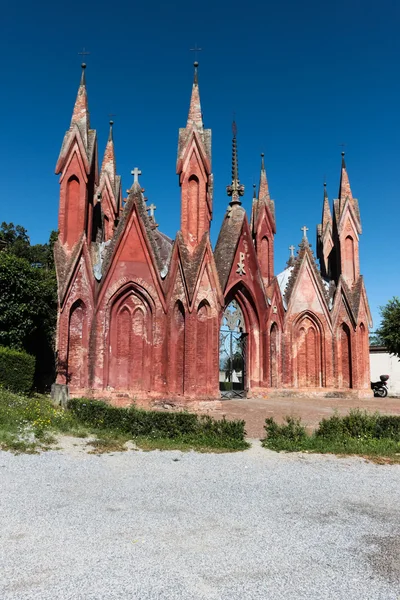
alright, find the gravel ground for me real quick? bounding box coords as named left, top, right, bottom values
left=1, top=439, right=400, bottom=600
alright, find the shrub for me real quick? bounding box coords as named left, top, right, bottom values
left=0, top=346, right=35, bottom=394
left=264, top=416, right=307, bottom=443
left=316, top=410, right=400, bottom=441
left=67, top=398, right=247, bottom=442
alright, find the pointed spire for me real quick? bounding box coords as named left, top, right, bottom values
left=338, top=151, right=353, bottom=205
left=71, top=63, right=90, bottom=137
left=186, top=61, right=203, bottom=129
left=100, top=120, right=116, bottom=186
left=108, top=120, right=114, bottom=142
left=258, top=153, right=270, bottom=202
left=322, top=182, right=332, bottom=231
left=226, top=120, right=245, bottom=205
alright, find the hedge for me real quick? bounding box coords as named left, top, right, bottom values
left=316, top=409, right=400, bottom=441
left=0, top=346, right=36, bottom=394
left=68, top=398, right=247, bottom=442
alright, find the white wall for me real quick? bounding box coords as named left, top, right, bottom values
left=370, top=349, right=400, bottom=397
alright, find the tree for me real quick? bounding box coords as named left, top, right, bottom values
left=0, top=222, right=57, bottom=269
left=0, top=224, right=58, bottom=389
left=376, top=297, right=400, bottom=358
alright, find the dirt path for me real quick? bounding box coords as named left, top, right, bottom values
left=204, top=395, right=400, bottom=439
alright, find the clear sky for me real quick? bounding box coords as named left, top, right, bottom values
left=1, top=0, right=399, bottom=327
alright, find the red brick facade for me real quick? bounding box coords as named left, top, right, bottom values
left=54, top=64, right=372, bottom=404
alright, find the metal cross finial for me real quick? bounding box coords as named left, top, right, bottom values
left=301, top=225, right=309, bottom=239
left=289, top=245, right=295, bottom=257
left=147, top=203, right=157, bottom=218
left=131, top=167, right=142, bottom=184
left=78, top=48, right=90, bottom=59
left=190, top=43, right=202, bottom=61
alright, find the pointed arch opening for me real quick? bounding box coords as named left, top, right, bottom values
left=340, top=322, right=352, bottom=388
left=344, top=235, right=356, bottom=284
left=294, top=312, right=324, bottom=388
left=269, top=322, right=279, bottom=388
left=169, top=300, right=185, bottom=395
left=187, top=175, right=200, bottom=244
left=65, top=175, right=81, bottom=247
left=222, top=282, right=262, bottom=396
left=107, top=285, right=153, bottom=392
left=197, top=300, right=211, bottom=391
left=67, top=299, right=87, bottom=389
left=260, top=236, right=270, bottom=282
left=359, top=322, right=368, bottom=388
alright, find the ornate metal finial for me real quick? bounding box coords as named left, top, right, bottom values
left=227, top=119, right=244, bottom=205
left=190, top=44, right=202, bottom=84
left=253, top=183, right=257, bottom=198
left=301, top=225, right=309, bottom=239
left=261, top=152, right=265, bottom=170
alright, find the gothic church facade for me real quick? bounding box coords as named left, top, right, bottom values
left=54, top=62, right=372, bottom=403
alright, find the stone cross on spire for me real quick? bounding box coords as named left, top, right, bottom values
left=301, top=225, right=309, bottom=239
left=289, top=245, right=295, bottom=257
left=131, top=167, right=142, bottom=185
left=147, top=203, right=156, bottom=218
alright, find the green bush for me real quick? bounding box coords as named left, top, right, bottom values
left=67, top=398, right=247, bottom=442
left=264, top=416, right=307, bottom=443
left=316, top=410, right=400, bottom=441
left=0, top=346, right=35, bottom=394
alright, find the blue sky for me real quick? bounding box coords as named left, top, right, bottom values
left=1, top=0, right=399, bottom=327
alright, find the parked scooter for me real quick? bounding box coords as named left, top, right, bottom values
left=371, top=374, right=389, bottom=398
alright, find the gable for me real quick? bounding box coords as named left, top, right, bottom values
left=286, top=256, right=331, bottom=325
left=97, top=199, right=165, bottom=311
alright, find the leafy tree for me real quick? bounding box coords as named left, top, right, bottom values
left=0, top=222, right=57, bottom=269
left=0, top=224, right=58, bottom=389
left=376, top=297, right=400, bottom=358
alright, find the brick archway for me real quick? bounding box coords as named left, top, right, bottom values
left=293, top=312, right=325, bottom=388
left=106, top=286, right=153, bottom=392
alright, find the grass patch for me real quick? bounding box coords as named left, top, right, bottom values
left=262, top=410, right=400, bottom=463
left=0, top=389, right=249, bottom=454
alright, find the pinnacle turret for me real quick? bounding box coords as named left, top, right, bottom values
left=321, top=182, right=332, bottom=231
left=186, top=61, right=203, bottom=129
left=258, top=153, right=270, bottom=202
left=226, top=121, right=244, bottom=205
left=71, top=63, right=90, bottom=138
left=338, top=152, right=353, bottom=206
left=100, top=120, right=116, bottom=187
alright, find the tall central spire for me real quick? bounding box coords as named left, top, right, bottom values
left=226, top=120, right=244, bottom=205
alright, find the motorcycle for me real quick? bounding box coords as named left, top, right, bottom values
left=371, top=374, right=389, bottom=398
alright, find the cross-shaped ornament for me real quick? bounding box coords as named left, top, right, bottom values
left=131, top=167, right=142, bottom=184
left=78, top=48, right=90, bottom=59
left=190, top=43, right=202, bottom=61
left=301, top=225, right=309, bottom=239
left=147, top=203, right=156, bottom=218
left=289, top=245, right=295, bottom=257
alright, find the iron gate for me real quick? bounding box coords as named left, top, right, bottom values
left=219, top=301, right=247, bottom=398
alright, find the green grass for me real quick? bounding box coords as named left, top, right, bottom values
left=0, top=389, right=249, bottom=454
left=262, top=412, right=400, bottom=463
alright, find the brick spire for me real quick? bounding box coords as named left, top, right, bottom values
left=186, top=61, right=203, bottom=129
left=258, top=153, right=270, bottom=202
left=226, top=120, right=244, bottom=206
left=321, top=182, right=332, bottom=231
left=100, top=120, right=116, bottom=187
left=338, top=152, right=353, bottom=207
left=71, top=63, right=90, bottom=140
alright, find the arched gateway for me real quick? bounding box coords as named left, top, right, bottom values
left=219, top=301, right=247, bottom=398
